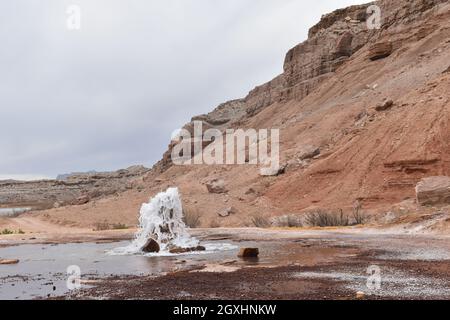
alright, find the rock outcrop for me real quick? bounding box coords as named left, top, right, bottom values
left=280, top=4, right=371, bottom=105
left=368, top=41, right=393, bottom=60
left=416, top=177, right=450, bottom=206
left=0, top=165, right=149, bottom=210
left=297, top=145, right=321, bottom=161
left=157, top=3, right=374, bottom=152
left=375, top=99, right=394, bottom=111
left=206, top=179, right=228, bottom=194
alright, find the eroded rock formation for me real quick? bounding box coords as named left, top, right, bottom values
left=0, top=165, right=149, bottom=209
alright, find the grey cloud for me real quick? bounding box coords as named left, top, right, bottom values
left=0, top=0, right=366, bottom=179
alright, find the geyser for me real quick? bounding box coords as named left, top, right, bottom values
left=111, top=187, right=200, bottom=255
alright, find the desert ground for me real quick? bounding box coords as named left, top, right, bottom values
left=0, top=215, right=449, bottom=300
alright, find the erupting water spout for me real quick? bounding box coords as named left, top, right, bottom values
left=111, top=188, right=200, bottom=255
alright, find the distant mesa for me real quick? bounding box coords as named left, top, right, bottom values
left=56, top=171, right=98, bottom=181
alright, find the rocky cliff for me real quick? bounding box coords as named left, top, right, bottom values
left=31, top=0, right=450, bottom=228
left=0, top=165, right=149, bottom=209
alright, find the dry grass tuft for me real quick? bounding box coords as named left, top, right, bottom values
left=183, top=207, right=202, bottom=228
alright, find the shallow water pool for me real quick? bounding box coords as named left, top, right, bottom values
left=0, top=240, right=238, bottom=299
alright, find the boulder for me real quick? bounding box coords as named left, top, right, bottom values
left=218, top=207, right=236, bottom=218
left=260, top=164, right=287, bottom=177
left=237, top=248, right=259, bottom=258
left=375, top=99, right=394, bottom=111
left=416, top=176, right=450, bottom=206
left=73, top=195, right=90, bottom=205
left=206, top=179, right=228, bottom=194
left=142, top=238, right=160, bottom=253
left=298, top=145, right=321, bottom=160
left=368, top=42, right=393, bottom=61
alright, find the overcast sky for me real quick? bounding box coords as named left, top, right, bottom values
left=0, top=0, right=366, bottom=180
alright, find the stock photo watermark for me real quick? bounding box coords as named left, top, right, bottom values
left=366, top=265, right=382, bottom=291
left=367, top=5, right=382, bottom=30
left=171, top=121, right=280, bottom=176
left=66, top=4, right=81, bottom=30
left=66, top=265, right=82, bottom=290
left=62, top=3, right=382, bottom=33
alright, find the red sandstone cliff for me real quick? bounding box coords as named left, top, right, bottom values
left=33, top=0, right=450, bottom=228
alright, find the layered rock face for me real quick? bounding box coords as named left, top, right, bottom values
left=280, top=4, right=372, bottom=104
left=0, top=166, right=149, bottom=209
left=149, top=0, right=450, bottom=224
left=169, top=4, right=374, bottom=135
left=178, top=0, right=449, bottom=129
left=152, top=5, right=374, bottom=178
left=368, top=42, right=393, bottom=60
left=159, top=0, right=450, bottom=167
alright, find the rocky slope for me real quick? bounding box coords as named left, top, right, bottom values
left=0, top=166, right=149, bottom=210
left=31, top=0, right=450, bottom=229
